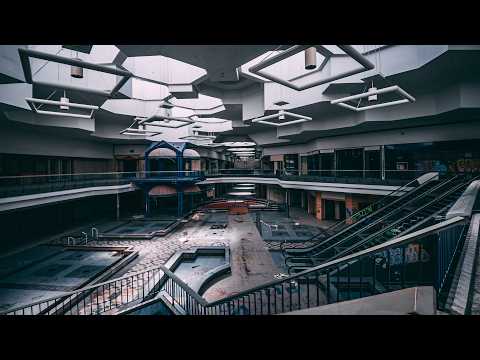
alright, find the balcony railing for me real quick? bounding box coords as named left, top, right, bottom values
left=0, top=171, right=204, bottom=199
left=205, top=169, right=436, bottom=185
left=0, top=169, right=463, bottom=200
left=0, top=215, right=467, bottom=315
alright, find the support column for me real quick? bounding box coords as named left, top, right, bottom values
left=177, top=191, right=184, bottom=218
left=345, top=194, right=359, bottom=224
left=177, top=153, right=184, bottom=177
left=315, top=192, right=323, bottom=220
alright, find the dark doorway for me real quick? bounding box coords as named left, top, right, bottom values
left=338, top=201, right=346, bottom=220
left=123, top=159, right=137, bottom=172
left=324, top=199, right=336, bottom=220
left=308, top=194, right=316, bottom=215
left=290, top=189, right=303, bottom=207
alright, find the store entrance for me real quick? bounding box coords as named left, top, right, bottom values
left=324, top=199, right=336, bottom=220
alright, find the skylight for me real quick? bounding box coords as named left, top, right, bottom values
left=122, top=55, right=207, bottom=85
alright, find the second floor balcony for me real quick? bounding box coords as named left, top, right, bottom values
left=0, top=168, right=467, bottom=200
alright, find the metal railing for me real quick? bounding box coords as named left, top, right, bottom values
left=0, top=171, right=205, bottom=199
left=0, top=169, right=429, bottom=199
left=280, top=172, right=440, bottom=256
left=206, top=169, right=434, bottom=184
left=284, top=174, right=479, bottom=275
left=283, top=175, right=467, bottom=272
left=202, top=217, right=466, bottom=315
left=1, top=216, right=466, bottom=315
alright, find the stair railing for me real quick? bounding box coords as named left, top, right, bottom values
left=280, top=172, right=440, bottom=256
left=1, top=215, right=466, bottom=316
left=286, top=174, right=467, bottom=272
left=324, top=178, right=472, bottom=262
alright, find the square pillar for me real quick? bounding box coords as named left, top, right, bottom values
left=345, top=194, right=359, bottom=224
left=315, top=192, right=323, bottom=220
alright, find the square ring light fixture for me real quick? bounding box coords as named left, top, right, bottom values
left=330, top=85, right=415, bottom=111
left=18, top=48, right=132, bottom=97
left=227, top=148, right=255, bottom=152
left=251, top=109, right=312, bottom=127
left=136, top=114, right=196, bottom=129
left=179, top=134, right=217, bottom=141
left=25, top=97, right=98, bottom=119
left=248, top=45, right=375, bottom=91
left=120, top=118, right=163, bottom=137
left=120, top=128, right=163, bottom=137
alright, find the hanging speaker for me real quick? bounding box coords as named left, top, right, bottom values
left=368, top=87, right=378, bottom=101
left=60, top=97, right=70, bottom=110
left=71, top=58, right=84, bottom=79
left=305, top=47, right=317, bottom=70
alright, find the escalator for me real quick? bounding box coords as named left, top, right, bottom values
left=285, top=174, right=477, bottom=274
left=280, top=173, right=440, bottom=257
left=282, top=172, right=442, bottom=258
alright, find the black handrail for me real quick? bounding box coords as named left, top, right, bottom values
left=0, top=171, right=206, bottom=199
left=203, top=216, right=465, bottom=312
left=1, top=215, right=466, bottom=315
left=315, top=178, right=469, bottom=262
left=282, top=172, right=447, bottom=258
left=284, top=174, right=463, bottom=274
left=285, top=174, right=479, bottom=275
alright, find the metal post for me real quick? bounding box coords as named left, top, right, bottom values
left=363, top=149, right=366, bottom=179
left=116, top=193, right=120, bottom=220
left=256, top=212, right=261, bottom=234
left=333, top=150, right=337, bottom=177
left=178, top=190, right=184, bottom=218
left=177, top=153, right=184, bottom=177
left=381, top=145, right=386, bottom=181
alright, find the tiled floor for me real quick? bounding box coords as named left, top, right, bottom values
left=0, top=208, right=334, bottom=312
left=0, top=248, right=124, bottom=312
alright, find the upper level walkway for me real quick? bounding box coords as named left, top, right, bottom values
left=0, top=169, right=445, bottom=212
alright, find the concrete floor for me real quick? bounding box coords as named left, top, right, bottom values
left=261, top=208, right=339, bottom=251
left=203, top=213, right=281, bottom=302
left=89, top=211, right=283, bottom=303
left=288, top=207, right=339, bottom=229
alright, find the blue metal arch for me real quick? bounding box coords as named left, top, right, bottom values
left=143, top=141, right=199, bottom=217
left=145, top=141, right=188, bottom=173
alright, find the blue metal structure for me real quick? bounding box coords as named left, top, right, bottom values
left=139, top=141, right=205, bottom=217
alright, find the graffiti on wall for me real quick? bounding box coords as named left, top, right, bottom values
left=350, top=204, right=375, bottom=222
left=375, top=244, right=430, bottom=266
left=448, top=158, right=480, bottom=173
